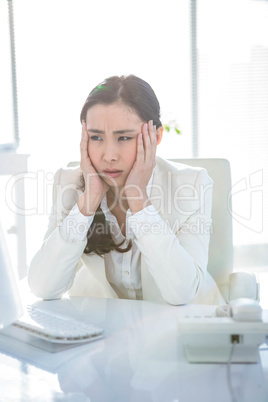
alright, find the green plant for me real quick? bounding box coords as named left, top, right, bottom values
left=163, top=120, right=181, bottom=135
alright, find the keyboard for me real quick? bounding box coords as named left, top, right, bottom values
left=1, top=305, right=104, bottom=351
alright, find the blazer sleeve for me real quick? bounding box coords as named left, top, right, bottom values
left=128, top=168, right=213, bottom=305
left=28, top=169, right=87, bottom=300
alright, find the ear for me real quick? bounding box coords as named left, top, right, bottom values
left=156, top=127, right=163, bottom=145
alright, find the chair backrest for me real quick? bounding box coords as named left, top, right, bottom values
left=169, top=158, right=233, bottom=288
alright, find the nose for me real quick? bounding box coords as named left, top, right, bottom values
left=103, top=142, right=118, bottom=163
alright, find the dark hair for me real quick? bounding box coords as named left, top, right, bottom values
left=80, top=75, right=162, bottom=129
left=80, top=75, right=162, bottom=256
left=83, top=206, right=132, bottom=256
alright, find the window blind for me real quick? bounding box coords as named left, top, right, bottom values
left=196, top=0, right=268, bottom=266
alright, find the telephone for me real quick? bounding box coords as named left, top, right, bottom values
left=215, top=298, right=262, bottom=321
left=178, top=298, right=268, bottom=363
left=227, top=272, right=260, bottom=303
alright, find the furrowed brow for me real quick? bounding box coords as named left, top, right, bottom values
left=87, top=129, right=104, bottom=134
left=112, top=129, right=136, bottom=135
left=87, top=129, right=136, bottom=135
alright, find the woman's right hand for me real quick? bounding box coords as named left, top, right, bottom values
left=78, top=121, right=109, bottom=216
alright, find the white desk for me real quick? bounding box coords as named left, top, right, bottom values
left=0, top=297, right=267, bottom=402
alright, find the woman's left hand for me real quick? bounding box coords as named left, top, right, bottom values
left=124, top=120, right=157, bottom=214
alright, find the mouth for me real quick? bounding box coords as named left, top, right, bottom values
left=103, top=169, right=123, bottom=178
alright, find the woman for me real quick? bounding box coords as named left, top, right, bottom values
left=28, top=75, right=224, bottom=305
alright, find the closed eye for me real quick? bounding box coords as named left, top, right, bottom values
left=118, top=136, right=133, bottom=141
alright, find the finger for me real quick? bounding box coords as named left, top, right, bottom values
left=80, top=122, right=91, bottom=165
left=81, top=120, right=85, bottom=138
left=152, top=125, right=157, bottom=152
left=152, top=127, right=157, bottom=167
left=80, top=122, right=88, bottom=151
left=136, top=132, right=144, bottom=163
left=144, top=121, right=156, bottom=163
left=146, top=122, right=157, bottom=169
left=148, top=120, right=157, bottom=147
left=80, top=121, right=86, bottom=142
left=142, top=123, right=151, bottom=158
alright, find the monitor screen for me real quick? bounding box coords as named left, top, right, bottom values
left=0, top=222, right=23, bottom=329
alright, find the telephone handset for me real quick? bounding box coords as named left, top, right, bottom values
left=178, top=298, right=268, bottom=363
left=216, top=298, right=262, bottom=322
left=227, top=272, right=260, bottom=303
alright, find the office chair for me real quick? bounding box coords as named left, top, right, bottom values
left=170, top=158, right=259, bottom=302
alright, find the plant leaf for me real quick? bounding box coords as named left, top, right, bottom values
left=163, top=124, right=170, bottom=132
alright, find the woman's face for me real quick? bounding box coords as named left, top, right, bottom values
left=85, top=102, right=144, bottom=189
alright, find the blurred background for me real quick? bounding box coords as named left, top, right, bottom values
left=0, top=0, right=267, bottom=283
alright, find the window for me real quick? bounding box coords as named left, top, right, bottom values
left=196, top=0, right=268, bottom=269
left=0, top=1, right=14, bottom=146
left=10, top=0, right=192, bottom=265
left=2, top=0, right=267, bottom=273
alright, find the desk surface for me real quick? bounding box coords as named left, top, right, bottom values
left=0, top=297, right=268, bottom=402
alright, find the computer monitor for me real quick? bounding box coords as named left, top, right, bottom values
left=0, top=221, right=23, bottom=329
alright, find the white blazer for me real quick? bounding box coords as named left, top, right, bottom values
left=28, top=157, right=225, bottom=305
